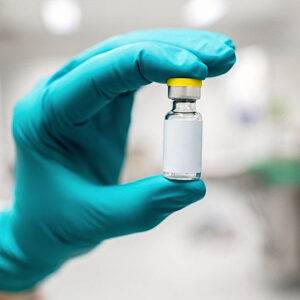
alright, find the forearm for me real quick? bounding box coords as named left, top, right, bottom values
left=0, top=291, right=39, bottom=300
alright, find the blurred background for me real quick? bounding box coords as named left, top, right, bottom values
left=0, top=0, right=300, bottom=299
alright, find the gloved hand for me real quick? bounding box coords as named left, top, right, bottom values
left=0, top=29, right=236, bottom=292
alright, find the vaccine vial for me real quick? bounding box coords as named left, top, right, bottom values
left=163, top=78, right=203, bottom=181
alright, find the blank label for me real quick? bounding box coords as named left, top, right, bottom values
left=163, top=119, right=202, bottom=174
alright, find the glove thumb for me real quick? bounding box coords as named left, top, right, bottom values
left=94, top=175, right=206, bottom=238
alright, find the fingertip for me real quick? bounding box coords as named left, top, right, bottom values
left=226, top=39, right=236, bottom=50
left=141, top=42, right=208, bottom=82
left=214, top=32, right=236, bottom=50
left=207, top=46, right=236, bottom=77
left=150, top=175, right=206, bottom=200
left=170, top=178, right=206, bottom=199
left=177, top=48, right=209, bottom=80
left=194, top=179, right=206, bottom=199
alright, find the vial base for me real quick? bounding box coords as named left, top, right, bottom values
left=163, top=171, right=201, bottom=181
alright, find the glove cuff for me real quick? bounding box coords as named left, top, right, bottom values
left=0, top=212, right=59, bottom=292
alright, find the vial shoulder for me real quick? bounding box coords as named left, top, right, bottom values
left=165, top=111, right=202, bottom=121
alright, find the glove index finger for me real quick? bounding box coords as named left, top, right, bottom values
left=47, top=41, right=208, bottom=129
left=55, top=29, right=235, bottom=77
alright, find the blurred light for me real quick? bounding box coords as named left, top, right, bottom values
left=182, top=0, right=229, bottom=28
left=41, top=0, right=81, bottom=35
left=225, top=46, right=270, bottom=123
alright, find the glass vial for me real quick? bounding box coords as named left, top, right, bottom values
left=163, top=78, right=203, bottom=181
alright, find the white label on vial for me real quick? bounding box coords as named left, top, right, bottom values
left=163, top=119, right=202, bottom=174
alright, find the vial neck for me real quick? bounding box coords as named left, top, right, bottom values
left=172, top=100, right=196, bottom=112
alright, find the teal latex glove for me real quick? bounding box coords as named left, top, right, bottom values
left=0, top=29, right=235, bottom=292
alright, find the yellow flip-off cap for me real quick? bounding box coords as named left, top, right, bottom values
left=167, top=78, right=203, bottom=87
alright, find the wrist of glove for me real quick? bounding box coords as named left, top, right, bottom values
left=0, top=211, right=60, bottom=291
